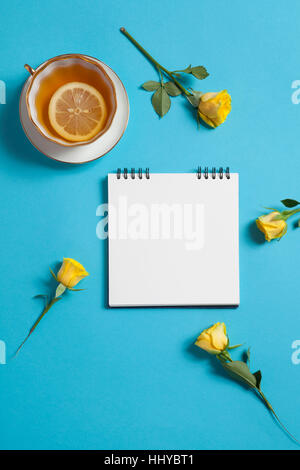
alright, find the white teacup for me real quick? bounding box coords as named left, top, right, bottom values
left=24, top=54, right=117, bottom=147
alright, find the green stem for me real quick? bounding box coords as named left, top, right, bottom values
left=120, top=27, right=191, bottom=96
left=157, top=66, right=164, bottom=86
left=256, top=388, right=299, bottom=444
left=14, top=297, right=61, bottom=357
left=283, top=208, right=300, bottom=220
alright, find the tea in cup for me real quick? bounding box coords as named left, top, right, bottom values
left=24, top=54, right=117, bottom=147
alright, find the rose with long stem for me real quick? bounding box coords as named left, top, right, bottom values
left=120, top=27, right=234, bottom=128
left=120, top=28, right=231, bottom=126
left=195, top=322, right=299, bottom=445
left=14, top=258, right=89, bottom=356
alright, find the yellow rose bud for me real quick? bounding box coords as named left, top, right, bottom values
left=57, top=258, right=89, bottom=288
left=195, top=322, right=228, bottom=354
left=256, top=211, right=287, bottom=242
left=198, top=90, right=231, bottom=128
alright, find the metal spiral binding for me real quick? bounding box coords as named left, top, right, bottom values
left=116, top=168, right=150, bottom=179
left=117, top=167, right=230, bottom=179
left=197, top=166, right=230, bottom=179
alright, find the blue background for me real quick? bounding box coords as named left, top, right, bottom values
left=0, top=0, right=299, bottom=450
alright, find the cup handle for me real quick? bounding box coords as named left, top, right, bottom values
left=24, top=64, right=36, bottom=76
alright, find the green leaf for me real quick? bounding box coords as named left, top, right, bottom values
left=164, top=81, right=182, bottom=96
left=151, top=86, right=171, bottom=117
left=180, top=64, right=192, bottom=74
left=281, top=199, right=300, bottom=208
left=227, top=343, right=242, bottom=350
left=49, top=267, right=57, bottom=281
left=186, top=95, right=199, bottom=108
left=186, top=90, right=203, bottom=108
left=253, top=370, right=262, bottom=389
left=221, top=360, right=257, bottom=389
left=191, top=66, right=209, bottom=80
left=246, top=347, right=251, bottom=365
left=142, top=81, right=160, bottom=91
left=55, top=283, right=66, bottom=298
left=173, top=65, right=209, bottom=80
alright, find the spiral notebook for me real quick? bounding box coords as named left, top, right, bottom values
left=108, top=167, right=239, bottom=307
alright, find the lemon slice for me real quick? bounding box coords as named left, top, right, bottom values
left=48, top=82, right=107, bottom=142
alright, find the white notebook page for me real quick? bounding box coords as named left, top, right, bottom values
left=108, top=172, right=239, bottom=307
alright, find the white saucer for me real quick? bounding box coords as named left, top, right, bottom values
left=19, top=58, right=129, bottom=164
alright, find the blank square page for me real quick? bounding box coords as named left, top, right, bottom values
left=108, top=172, right=239, bottom=307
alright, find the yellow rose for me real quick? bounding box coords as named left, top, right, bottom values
left=256, top=211, right=287, bottom=242
left=198, top=90, right=231, bottom=128
left=195, top=322, right=228, bottom=354
left=57, top=258, right=89, bottom=288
